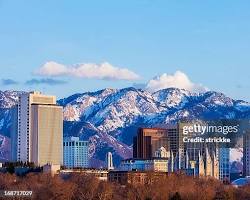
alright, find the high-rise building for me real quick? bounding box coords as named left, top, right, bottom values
left=154, top=124, right=182, bottom=159
left=178, top=123, right=220, bottom=171
left=243, top=131, right=250, bottom=176
left=106, top=152, right=114, bottom=170
left=10, top=105, right=18, bottom=161
left=133, top=128, right=170, bottom=159
left=167, top=127, right=182, bottom=157
left=132, top=125, right=220, bottom=179
left=63, top=137, right=88, bottom=168
left=218, top=148, right=230, bottom=180
left=17, top=91, right=63, bottom=166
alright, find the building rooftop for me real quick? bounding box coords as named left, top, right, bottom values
left=138, top=127, right=168, bottom=131
left=122, top=157, right=169, bottom=162
left=63, top=137, right=88, bottom=142
left=30, top=91, right=42, bottom=95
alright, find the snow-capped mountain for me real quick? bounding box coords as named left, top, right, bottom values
left=0, top=91, right=25, bottom=137
left=0, top=91, right=21, bottom=109
left=59, top=87, right=250, bottom=166
left=0, top=91, right=25, bottom=162
left=1, top=88, right=250, bottom=166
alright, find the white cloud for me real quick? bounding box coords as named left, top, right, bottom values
left=36, top=61, right=68, bottom=76
left=35, top=61, right=140, bottom=81
left=146, top=71, right=208, bottom=92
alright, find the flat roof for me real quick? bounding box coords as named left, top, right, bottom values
left=31, top=103, right=62, bottom=107
left=122, top=157, right=169, bottom=161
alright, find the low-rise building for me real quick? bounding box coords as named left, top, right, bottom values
left=120, top=158, right=169, bottom=172
left=60, top=168, right=108, bottom=181
left=43, top=164, right=61, bottom=176
left=108, top=170, right=168, bottom=185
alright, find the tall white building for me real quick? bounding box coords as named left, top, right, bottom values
left=11, top=106, right=18, bottom=161
left=17, top=91, right=63, bottom=166
left=106, top=152, right=114, bottom=170
left=63, top=137, right=88, bottom=168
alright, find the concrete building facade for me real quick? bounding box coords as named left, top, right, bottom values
left=17, top=91, right=63, bottom=166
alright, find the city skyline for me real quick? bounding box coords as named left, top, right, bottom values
left=0, top=1, right=250, bottom=101
left=1, top=1, right=250, bottom=199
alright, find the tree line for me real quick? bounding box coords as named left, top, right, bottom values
left=0, top=172, right=250, bottom=200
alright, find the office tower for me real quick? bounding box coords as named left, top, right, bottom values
left=154, top=124, right=182, bottom=158
left=17, top=91, right=63, bottom=166
left=244, top=131, right=250, bottom=176
left=168, top=126, right=184, bottom=169
left=106, top=152, right=114, bottom=170
left=218, top=148, right=230, bottom=180
left=132, top=124, right=220, bottom=179
left=179, top=122, right=221, bottom=171
left=63, top=137, right=89, bottom=168
left=10, top=105, right=18, bottom=161
left=133, top=128, right=170, bottom=159
left=167, top=127, right=182, bottom=157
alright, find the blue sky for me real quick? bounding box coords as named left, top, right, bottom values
left=0, top=0, right=250, bottom=100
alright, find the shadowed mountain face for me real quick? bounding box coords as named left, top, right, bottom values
left=0, top=88, right=250, bottom=167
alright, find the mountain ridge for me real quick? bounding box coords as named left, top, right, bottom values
left=0, top=87, right=250, bottom=166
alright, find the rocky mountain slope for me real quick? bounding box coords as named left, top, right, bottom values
left=59, top=87, right=250, bottom=166
left=1, top=88, right=250, bottom=166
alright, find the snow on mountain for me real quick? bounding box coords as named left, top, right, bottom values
left=60, top=87, right=250, bottom=166
left=59, top=88, right=117, bottom=121
left=234, top=100, right=250, bottom=112
left=0, top=88, right=250, bottom=166
left=202, top=91, right=234, bottom=107
left=0, top=134, right=10, bottom=161
left=0, top=91, right=23, bottom=109
left=153, top=88, right=192, bottom=109
left=61, top=87, right=164, bottom=133
left=0, top=91, right=24, bottom=142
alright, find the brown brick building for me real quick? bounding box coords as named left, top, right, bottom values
left=133, top=128, right=171, bottom=159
